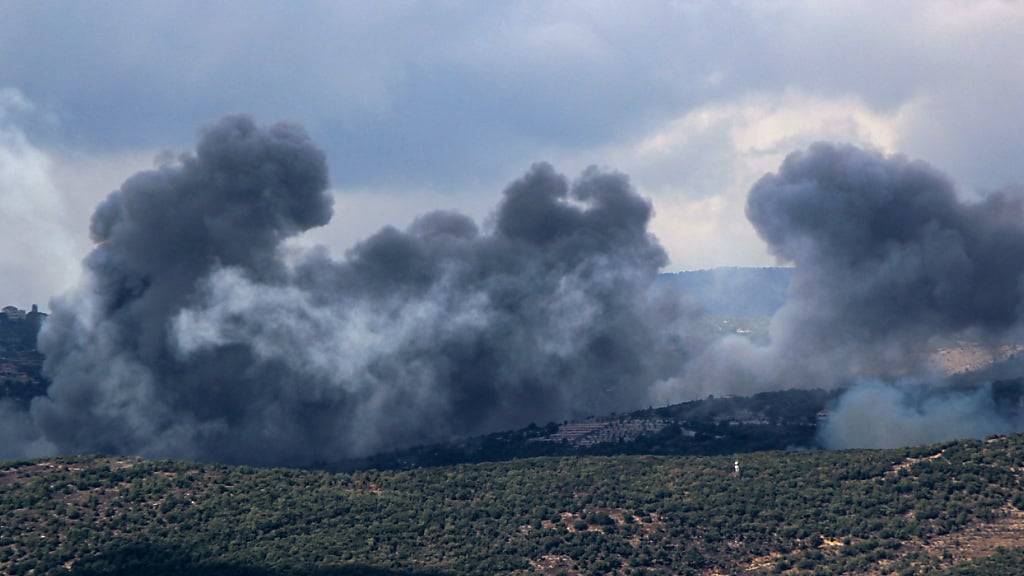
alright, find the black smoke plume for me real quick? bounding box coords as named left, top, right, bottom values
left=748, top=142, right=1024, bottom=366
left=666, top=142, right=1024, bottom=446
left=7, top=121, right=1022, bottom=461
left=6, top=116, right=686, bottom=465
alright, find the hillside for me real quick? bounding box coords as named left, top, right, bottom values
left=0, top=306, right=47, bottom=406
left=338, top=383, right=1024, bottom=471
left=338, top=388, right=840, bottom=471
left=4, top=436, right=1024, bottom=575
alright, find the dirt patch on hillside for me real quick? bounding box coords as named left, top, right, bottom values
left=528, top=554, right=581, bottom=575
left=734, top=550, right=783, bottom=573
left=729, top=508, right=1024, bottom=576
left=933, top=343, right=1024, bottom=375
left=887, top=449, right=946, bottom=477
left=918, top=507, right=1024, bottom=568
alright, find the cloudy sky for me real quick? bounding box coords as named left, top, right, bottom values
left=2, top=1, right=1022, bottom=308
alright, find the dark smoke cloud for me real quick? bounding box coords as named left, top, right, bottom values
left=748, top=143, right=1024, bottom=346
left=660, top=142, right=1024, bottom=447
left=751, top=143, right=1024, bottom=387
left=7, top=123, right=1021, bottom=462
left=663, top=143, right=1024, bottom=401
left=5, top=116, right=686, bottom=465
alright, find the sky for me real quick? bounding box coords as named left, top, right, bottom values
left=2, top=1, right=1023, bottom=308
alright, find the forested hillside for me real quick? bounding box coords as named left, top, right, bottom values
left=341, top=389, right=838, bottom=471
left=4, top=435, right=1024, bottom=575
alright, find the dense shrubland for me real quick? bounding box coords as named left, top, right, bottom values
left=3, top=435, right=1024, bottom=575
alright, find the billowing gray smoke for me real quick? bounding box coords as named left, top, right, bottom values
left=819, top=380, right=1018, bottom=449
left=7, top=116, right=686, bottom=465
left=748, top=143, right=1024, bottom=369
left=669, top=142, right=1024, bottom=446
left=6, top=122, right=1021, bottom=461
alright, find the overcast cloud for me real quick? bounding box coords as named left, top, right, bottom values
left=2, top=1, right=1023, bottom=305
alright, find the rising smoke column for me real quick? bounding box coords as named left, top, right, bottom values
left=747, top=142, right=1024, bottom=361
left=31, top=116, right=332, bottom=462
left=17, top=116, right=684, bottom=465
left=671, top=142, right=1024, bottom=446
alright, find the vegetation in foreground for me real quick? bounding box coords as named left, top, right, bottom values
left=3, top=435, right=1024, bottom=575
